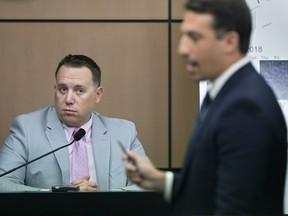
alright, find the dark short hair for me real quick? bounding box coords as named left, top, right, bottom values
left=185, top=0, right=252, bottom=54
left=55, top=54, right=101, bottom=86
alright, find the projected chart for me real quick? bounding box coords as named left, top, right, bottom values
left=247, top=0, right=288, bottom=70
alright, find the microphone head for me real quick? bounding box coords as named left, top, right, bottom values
left=73, top=128, right=86, bottom=141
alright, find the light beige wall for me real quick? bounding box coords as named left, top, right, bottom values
left=0, top=0, right=168, bottom=19
left=0, top=0, right=198, bottom=168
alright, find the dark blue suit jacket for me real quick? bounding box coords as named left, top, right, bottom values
left=172, top=63, right=287, bottom=215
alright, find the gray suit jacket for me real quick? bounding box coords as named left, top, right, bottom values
left=0, top=106, right=147, bottom=192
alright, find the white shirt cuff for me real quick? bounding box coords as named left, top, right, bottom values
left=164, top=171, right=174, bottom=202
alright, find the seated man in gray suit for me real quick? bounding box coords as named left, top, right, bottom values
left=0, top=54, right=147, bottom=192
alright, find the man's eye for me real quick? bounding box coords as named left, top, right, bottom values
left=188, top=33, right=201, bottom=42
left=58, top=87, right=67, bottom=93
left=76, top=88, right=85, bottom=94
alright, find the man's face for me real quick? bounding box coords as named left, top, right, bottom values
left=178, top=11, right=226, bottom=81
left=54, top=65, right=103, bottom=127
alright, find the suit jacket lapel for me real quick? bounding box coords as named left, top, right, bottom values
left=91, top=113, right=111, bottom=191
left=45, top=106, right=70, bottom=184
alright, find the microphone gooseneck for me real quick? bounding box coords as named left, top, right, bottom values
left=0, top=128, right=86, bottom=178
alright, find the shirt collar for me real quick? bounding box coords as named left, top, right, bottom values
left=63, top=115, right=93, bottom=142
left=208, top=56, right=250, bottom=100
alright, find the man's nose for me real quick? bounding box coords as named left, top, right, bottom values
left=65, top=90, right=75, bottom=104
left=178, top=35, right=189, bottom=56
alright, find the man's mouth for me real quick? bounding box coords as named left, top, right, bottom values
left=186, top=61, right=198, bottom=73
left=63, top=109, right=77, bottom=115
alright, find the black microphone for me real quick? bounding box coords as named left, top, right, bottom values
left=0, top=128, right=86, bottom=178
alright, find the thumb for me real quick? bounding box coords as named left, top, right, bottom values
left=126, top=150, right=138, bottom=162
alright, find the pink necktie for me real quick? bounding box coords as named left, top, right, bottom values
left=71, top=128, right=89, bottom=181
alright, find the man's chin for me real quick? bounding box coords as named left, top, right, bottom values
left=60, top=116, right=79, bottom=127
left=187, top=72, right=202, bottom=82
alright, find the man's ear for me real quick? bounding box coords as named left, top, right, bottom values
left=95, top=86, right=104, bottom=104
left=223, top=31, right=240, bottom=55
